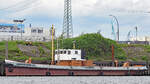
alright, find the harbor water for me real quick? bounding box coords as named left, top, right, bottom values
left=0, top=76, right=150, bottom=84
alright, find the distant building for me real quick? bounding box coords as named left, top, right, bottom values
left=130, top=37, right=150, bottom=42
left=118, top=36, right=150, bottom=45
left=0, top=23, right=25, bottom=33
left=0, top=23, right=51, bottom=42
left=24, top=27, right=50, bottom=42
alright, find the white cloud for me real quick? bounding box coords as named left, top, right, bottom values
left=0, top=19, right=13, bottom=23
left=1, top=0, right=150, bottom=18
left=0, top=0, right=150, bottom=40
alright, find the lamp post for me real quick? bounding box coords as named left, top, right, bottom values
left=109, top=15, right=120, bottom=41
left=13, top=19, right=26, bottom=40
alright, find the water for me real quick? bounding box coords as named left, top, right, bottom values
left=0, top=76, right=150, bottom=84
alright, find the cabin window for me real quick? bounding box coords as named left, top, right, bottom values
left=55, top=51, right=57, bottom=54
left=75, top=51, right=78, bottom=54
left=64, top=51, right=66, bottom=54
left=60, top=51, right=63, bottom=54
left=68, top=51, right=71, bottom=54
left=72, top=58, right=76, bottom=60
left=31, top=29, right=36, bottom=33
left=38, top=29, right=43, bottom=33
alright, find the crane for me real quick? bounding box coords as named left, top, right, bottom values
left=127, top=31, right=131, bottom=41
left=111, top=20, right=116, bottom=41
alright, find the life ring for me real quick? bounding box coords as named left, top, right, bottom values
left=46, top=72, right=51, bottom=76
left=8, top=65, right=13, bottom=72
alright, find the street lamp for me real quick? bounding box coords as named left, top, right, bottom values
left=109, top=15, right=120, bottom=41
left=13, top=19, right=26, bottom=40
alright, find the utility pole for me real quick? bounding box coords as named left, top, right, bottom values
left=135, top=26, right=138, bottom=41
left=5, top=41, right=8, bottom=59
left=73, top=40, right=76, bottom=49
left=127, top=31, right=131, bottom=41
left=112, top=45, right=115, bottom=66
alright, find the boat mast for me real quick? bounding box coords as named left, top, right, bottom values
left=51, top=25, right=55, bottom=65
left=57, top=35, right=60, bottom=63
left=112, top=45, right=115, bottom=66
left=73, top=40, right=76, bottom=49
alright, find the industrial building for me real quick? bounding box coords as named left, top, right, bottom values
left=118, top=36, right=150, bottom=45
left=130, top=37, right=150, bottom=42
left=0, top=23, right=51, bottom=42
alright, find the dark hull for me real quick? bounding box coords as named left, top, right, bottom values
left=5, top=67, right=147, bottom=76
left=4, top=60, right=148, bottom=76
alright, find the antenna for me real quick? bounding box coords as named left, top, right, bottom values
left=57, top=37, right=60, bottom=63
left=73, top=40, right=76, bottom=49
left=135, top=26, right=138, bottom=41
left=127, top=31, right=131, bottom=41
left=51, top=25, right=55, bottom=65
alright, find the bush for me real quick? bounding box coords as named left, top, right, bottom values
left=60, top=33, right=126, bottom=61
left=141, top=56, right=148, bottom=61
left=115, top=55, right=127, bottom=60
left=38, top=46, right=45, bottom=56
left=131, top=57, right=138, bottom=61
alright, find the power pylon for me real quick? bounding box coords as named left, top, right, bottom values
left=62, top=0, right=73, bottom=38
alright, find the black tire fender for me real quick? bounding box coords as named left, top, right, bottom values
left=46, top=72, right=51, bottom=76
left=99, top=72, right=103, bottom=76
left=8, top=65, right=13, bottom=72
left=69, top=72, right=74, bottom=76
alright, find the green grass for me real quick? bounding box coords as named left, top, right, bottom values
left=32, top=57, right=51, bottom=61
left=0, top=41, right=6, bottom=51
left=131, top=57, right=138, bottom=61
left=1, top=33, right=150, bottom=62
left=0, top=41, right=18, bottom=51
left=0, top=34, right=127, bottom=61
left=38, top=46, right=45, bottom=56
left=141, top=56, right=148, bottom=61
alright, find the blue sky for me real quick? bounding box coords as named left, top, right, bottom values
left=0, top=0, right=150, bottom=41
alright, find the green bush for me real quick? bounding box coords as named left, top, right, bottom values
left=0, top=55, right=5, bottom=60
left=115, top=55, right=127, bottom=60
left=60, top=33, right=126, bottom=61
left=0, top=33, right=127, bottom=61
left=16, top=41, right=26, bottom=45
left=38, top=46, right=45, bottom=56
left=141, top=56, right=148, bottom=61
left=131, top=57, right=138, bottom=61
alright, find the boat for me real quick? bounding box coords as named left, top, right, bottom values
left=3, top=25, right=149, bottom=76
left=4, top=49, right=148, bottom=76
left=4, top=57, right=148, bottom=76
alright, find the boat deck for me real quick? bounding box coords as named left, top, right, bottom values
left=5, top=60, right=147, bottom=71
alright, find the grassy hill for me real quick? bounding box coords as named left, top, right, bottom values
left=120, top=44, right=150, bottom=61
left=0, top=33, right=149, bottom=62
